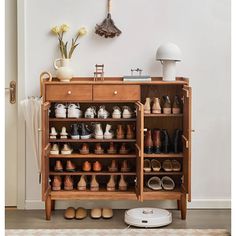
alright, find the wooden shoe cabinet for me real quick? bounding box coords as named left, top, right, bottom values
left=41, top=77, right=192, bottom=220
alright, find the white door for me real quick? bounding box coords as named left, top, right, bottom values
left=5, top=0, right=17, bottom=206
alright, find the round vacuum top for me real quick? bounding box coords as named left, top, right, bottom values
left=126, top=208, right=171, bottom=219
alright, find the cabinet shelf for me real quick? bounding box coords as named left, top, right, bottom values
left=144, top=171, right=183, bottom=175
left=49, top=118, right=136, bottom=122
left=49, top=139, right=136, bottom=143
left=49, top=171, right=136, bottom=176
left=143, top=153, right=183, bottom=158
left=144, top=114, right=183, bottom=118
left=49, top=154, right=136, bottom=158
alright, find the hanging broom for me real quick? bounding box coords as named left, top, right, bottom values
left=95, top=0, right=122, bottom=38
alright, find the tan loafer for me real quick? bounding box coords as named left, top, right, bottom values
left=143, top=159, right=151, bottom=172
left=64, top=207, right=75, bottom=220
left=172, top=160, right=181, bottom=171
left=162, top=160, right=173, bottom=172
left=151, top=159, right=161, bottom=172
left=75, top=207, right=87, bottom=220
left=91, top=208, right=102, bottom=219
left=102, top=208, right=113, bottom=219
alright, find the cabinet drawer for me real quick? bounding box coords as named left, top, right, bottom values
left=93, top=85, right=140, bottom=101
left=45, top=85, right=92, bottom=101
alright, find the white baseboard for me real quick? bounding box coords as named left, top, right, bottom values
left=24, top=199, right=231, bottom=210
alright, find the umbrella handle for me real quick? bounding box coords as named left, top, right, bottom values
left=108, top=0, right=111, bottom=13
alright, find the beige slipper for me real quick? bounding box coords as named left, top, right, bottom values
left=151, top=159, right=161, bottom=172
left=91, top=208, right=102, bottom=219
left=161, top=176, right=175, bottom=190
left=64, top=207, right=75, bottom=220
left=162, top=160, right=173, bottom=172
left=172, top=160, right=181, bottom=171
left=144, top=159, right=151, bottom=172
left=75, top=207, right=87, bottom=220
left=102, top=208, right=113, bottom=219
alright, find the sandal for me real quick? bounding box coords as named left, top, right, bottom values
left=147, top=176, right=162, bottom=190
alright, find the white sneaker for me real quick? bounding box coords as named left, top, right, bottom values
left=60, top=126, right=68, bottom=139
left=85, top=107, right=96, bottom=118
left=50, top=127, right=58, bottom=139
left=50, top=144, right=59, bottom=155
left=104, top=124, right=114, bottom=139
left=55, top=104, right=67, bottom=118
left=122, top=106, right=133, bottom=119
left=112, top=106, right=121, bottom=119
left=68, top=103, right=83, bottom=118
left=94, top=123, right=104, bottom=139
left=61, top=144, right=73, bottom=155
left=97, top=106, right=109, bottom=119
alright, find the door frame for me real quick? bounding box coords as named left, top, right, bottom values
left=16, top=0, right=27, bottom=209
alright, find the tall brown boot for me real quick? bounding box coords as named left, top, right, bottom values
left=64, top=175, right=74, bottom=191
left=52, top=176, right=62, bottom=191
left=172, top=95, right=181, bottom=114
left=107, top=175, right=116, bottom=191
left=152, top=129, right=161, bottom=154
left=119, top=175, right=128, bottom=191
left=162, top=96, right=171, bottom=114
left=116, top=124, right=125, bottom=139
left=126, top=124, right=135, bottom=139
left=144, top=98, right=151, bottom=114
left=144, top=129, right=153, bottom=154
left=152, top=97, right=161, bottom=114
left=90, top=175, right=99, bottom=191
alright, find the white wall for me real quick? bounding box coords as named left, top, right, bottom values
left=23, top=0, right=231, bottom=208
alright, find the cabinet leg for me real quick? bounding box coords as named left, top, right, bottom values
left=51, top=200, right=55, bottom=211
left=177, top=199, right=181, bottom=210
left=180, top=194, right=187, bottom=220
left=45, top=195, right=52, bottom=220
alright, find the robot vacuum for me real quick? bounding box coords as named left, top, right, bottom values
left=124, top=208, right=172, bottom=228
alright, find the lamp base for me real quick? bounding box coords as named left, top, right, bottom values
left=162, top=61, right=176, bottom=81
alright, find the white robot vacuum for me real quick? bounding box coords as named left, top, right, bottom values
left=124, top=208, right=172, bottom=228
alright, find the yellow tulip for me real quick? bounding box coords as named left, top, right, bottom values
left=78, top=27, right=87, bottom=36
left=61, top=24, right=70, bottom=32
left=51, top=26, right=61, bottom=34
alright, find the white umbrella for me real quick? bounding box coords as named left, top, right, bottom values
left=21, top=97, right=42, bottom=183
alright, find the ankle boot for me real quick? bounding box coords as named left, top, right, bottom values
left=152, top=97, right=161, bottom=114
left=144, top=129, right=153, bottom=154
left=80, top=143, right=90, bottom=155
left=54, top=160, right=63, bottom=172
left=108, top=160, right=118, bottom=172
left=162, top=96, right=171, bottom=114
left=172, top=95, right=181, bottom=114
left=121, top=160, right=130, bottom=172
left=119, top=175, right=128, bottom=191
left=94, top=143, right=104, bottom=154
left=161, top=129, right=171, bottom=153
left=107, top=175, right=116, bottom=191
left=116, top=124, right=125, bottom=139
left=90, top=175, right=99, bottom=191
left=66, top=160, right=76, bottom=172
left=126, top=124, right=135, bottom=139
left=64, top=175, right=74, bottom=191
left=173, top=129, right=183, bottom=153
left=144, top=98, right=151, bottom=114
left=77, top=175, right=87, bottom=191
left=52, top=176, right=62, bottom=191
left=107, top=142, right=117, bottom=154
left=152, top=129, right=161, bottom=154
left=119, top=143, right=129, bottom=154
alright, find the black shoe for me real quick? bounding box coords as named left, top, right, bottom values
left=173, top=129, right=183, bottom=153
left=79, top=123, right=92, bottom=140
left=70, top=124, right=80, bottom=139
left=161, top=129, right=171, bottom=153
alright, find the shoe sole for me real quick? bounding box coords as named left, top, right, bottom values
left=61, top=151, right=73, bottom=155
left=112, top=114, right=121, bottom=119
left=95, top=135, right=104, bottom=139
left=122, top=115, right=132, bottom=119
left=71, top=135, right=80, bottom=139
left=80, top=135, right=92, bottom=139
left=50, top=151, right=59, bottom=155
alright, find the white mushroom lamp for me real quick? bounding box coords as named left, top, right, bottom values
left=156, top=43, right=182, bottom=81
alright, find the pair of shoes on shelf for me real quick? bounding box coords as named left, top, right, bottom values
left=85, top=106, right=110, bottom=119
left=71, top=123, right=92, bottom=140
left=116, top=124, right=135, bottom=139
left=107, top=175, right=128, bottom=191
left=147, top=176, right=175, bottom=191
left=55, top=104, right=83, bottom=118
left=162, top=160, right=181, bottom=172
left=143, top=159, right=161, bottom=172
left=64, top=207, right=87, bottom=220
left=112, top=106, right=134, bottom=119
left=52, top=175, right=74, bottom=191
left=77, top=175, right=99, bottom=191
left=108, top=160, right=130, bottom=172
left=82, top=161, right=102, bottom=172
left=144, top=159, right=181, bottom=172
left=91, top=208, right=113, bottom=219
left=50, top=144, right=73, bottom=155
left=144, top=97, right=161, bottom=114
left=94, top=123, right=114, bottom=139
left=50, top=127, right=68, bottom=139
left=54, top=160, right=76, bottom=172
left=144, top=129, right=162, bottom=154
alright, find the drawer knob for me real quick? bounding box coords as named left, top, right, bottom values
left=113, top=91, right=118, bottom=95
left=67, top=91, right=72, bottom=95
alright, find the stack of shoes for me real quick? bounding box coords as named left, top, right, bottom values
left=147, top=176, right=175, bottom=191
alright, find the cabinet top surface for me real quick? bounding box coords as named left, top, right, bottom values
left=43, top=77, right=189, bottom=85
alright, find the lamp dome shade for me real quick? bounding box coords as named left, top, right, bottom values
left=156, top=43, right=182, bottom=61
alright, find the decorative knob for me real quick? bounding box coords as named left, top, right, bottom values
left=68, top=91, right=72, bottom=95
left=113, top=91, right=118, bottom=95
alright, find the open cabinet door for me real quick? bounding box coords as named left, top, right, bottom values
left=41, top=102, right=51, bottom=201
left=135, top=102, right=144, bottom=201
left=182, top=86, right=192, bottom=202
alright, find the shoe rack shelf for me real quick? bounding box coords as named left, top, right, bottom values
left=41, top=77, right=191, bottom=221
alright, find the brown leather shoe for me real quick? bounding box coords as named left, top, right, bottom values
left=52, top=176, right=62, bottom=191
left=108, top=160, right=118, bottom=172
left=64, top=175, right=74, bottom=191
left=93, top=161, right=102, bottom=172
left=66, top=160, right=76, bottom=172
left=107, top=175, right=116, bottom=191
left=144, top=129, right=153, bottom=154
left=152, top=129, right=161, bottom=154
left=107, top=142, right=117, bottom=154
left=162, top=95, right=171, bottom=114
left=80, top=143, right=90, bottom=155
left=172, top=95, right=181, bottom=114
left=119, top=175, right=128, bottom=191
left=116, top=124, right=125, bottom=139
left=94, top=143, right=104, bottom=154
left=90, top=175, right=99, bottom=191
left=82, top=161, right=91, bottom=172
left=126, top=124, right=135, bottom=139
left=121, top=160, right=130, bottom=172
left=77, top=175, right=87, bottom=191
left=119, top=143, right=129, bottom=154
left=54, top=160, right=63, bottom=172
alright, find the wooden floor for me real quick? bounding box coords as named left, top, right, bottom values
left=5, top=209, right=231, bottom=232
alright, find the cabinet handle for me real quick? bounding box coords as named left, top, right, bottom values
left=67, top=91, right=72, bottom=95
left=113, top=91, right=118, bottom=95
left=182, top=135, right=189, bottom=149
